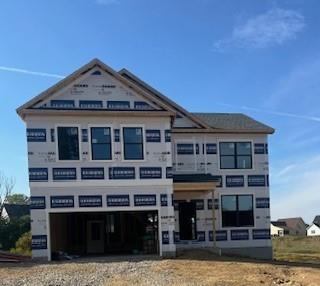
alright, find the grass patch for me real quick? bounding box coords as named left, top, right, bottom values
left=273, top=236, right=320, bottom=263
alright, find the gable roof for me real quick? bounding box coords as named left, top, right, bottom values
left=307, top=223, right=320, bottom=230
left=277, top=217, right=306, bottom=230
left=17, top=58, right=274, bottom=135
left=313, top=215, right=320, bottom=227
left=192, top=113, right=274, bottom=134
left=119, top=68, right=209, bottom=129
left=4, top=204, right=29, bottom=219
left=271, top=221, right=287, bottom=228
left=16, top=58, right=178, bottom=119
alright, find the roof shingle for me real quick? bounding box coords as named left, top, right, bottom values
left=192, top=113, right=274, bottom=134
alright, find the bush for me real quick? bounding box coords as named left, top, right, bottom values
left=10, top=231, right=31, bottom=256
left=0, top=215, right=30, bottom=250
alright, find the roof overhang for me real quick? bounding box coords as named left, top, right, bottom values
left=19, top=108, right=175, bottom=120
left=16, top=59, right=180, bottom=120
left=119, top=68, right=212, bottom=130
left=172, top=127, right=274, bottom=135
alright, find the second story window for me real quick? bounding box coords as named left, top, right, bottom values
left=57, top=127, right=79, bottom=160
left=123, top=127, right=144, bottom=160
left=219, top=142, right=252, bottom=169
left=91, top=127, right=112, bottom=160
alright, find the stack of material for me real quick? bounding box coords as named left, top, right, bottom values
left=0, top=251, right=30, bottom=262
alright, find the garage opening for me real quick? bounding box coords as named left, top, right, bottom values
left=50, top=211, right=158, bottom=258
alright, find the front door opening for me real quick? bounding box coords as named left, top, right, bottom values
left=179, top=202, right=196, bottom=240
left=50, top=211, right=158, bottom=258
left=87, top=220, right=104, bottom=254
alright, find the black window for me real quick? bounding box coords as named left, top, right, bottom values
left=221, top=195, right=254, bottom=227
left=123, top=127, right=144, bottom=160
left=57, top=127, right=79, bottom=160
left=91, top=127, right=112, bottom=160
left=219, top=142, right=252, bottom=169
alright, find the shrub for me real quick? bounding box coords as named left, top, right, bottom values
left=0, top=215, right=30, bottom=250
left=10, top=231, right=31, bottom=256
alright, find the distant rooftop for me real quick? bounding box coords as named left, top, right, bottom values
left=4, top=204, right=29, bottom=219
left=313, top=215, right=320, bottom=227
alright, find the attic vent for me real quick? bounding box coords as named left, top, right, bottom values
left=91, top=70, right=102, bottom=75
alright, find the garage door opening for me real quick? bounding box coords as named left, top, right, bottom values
left=50, top=211, right=158, bottom=258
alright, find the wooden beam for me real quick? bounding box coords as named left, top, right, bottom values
left=173, top=182, right=216, bottom=191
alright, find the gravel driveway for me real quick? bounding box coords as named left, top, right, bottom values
left=1, top=250, right=320, bottom=286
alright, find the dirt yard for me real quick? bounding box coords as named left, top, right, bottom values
left=1, top=250, right=320, bottom=286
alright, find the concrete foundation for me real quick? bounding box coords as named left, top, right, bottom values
left=220, top=246, right=273, bottom=260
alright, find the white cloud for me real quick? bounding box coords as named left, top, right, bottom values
left=213, top=8, right=305, bottom=52
left=96, top=0, right=119, bottom=5
left=0, top=66, right=65, bottom=79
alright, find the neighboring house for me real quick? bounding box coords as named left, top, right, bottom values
left=2, top=204, right=30, bottom=221
left=277, top=217, right=306, bottom=236
left=17, top=59, right=274, bottom=261
left=270, top=221, right=285, bottom=237
left=307, top=216, right=320, bottom=236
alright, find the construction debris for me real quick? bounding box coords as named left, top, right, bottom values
left=0, top=251, right=30, bottom=263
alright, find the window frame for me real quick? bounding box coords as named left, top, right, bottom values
left=220, top=194, right=255, bottom=228
left=121, top=124, right=145, bottom=162
left=55, top=124, right=81, bottom=162
left=218, top=140, right=253, bottom=170
left=89, top=125, right=113, bottom=161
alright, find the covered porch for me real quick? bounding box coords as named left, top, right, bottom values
left=172, top=174, right=219, bottom=245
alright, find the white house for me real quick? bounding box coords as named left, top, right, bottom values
left=17, top=59, right=274, bottom=261
left=270, top=222, right=284, bottom=237
left=307, top=216, right=320, bottom=236
left=307, top=224, right=320, bottom=236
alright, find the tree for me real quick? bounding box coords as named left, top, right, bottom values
left=5, top=194, right=29, bottom=204
left=0, top=172, right=15, bottom=219
left=10, top=231, right=31, bottom=256
left=0, top=215, right=30, bottom=250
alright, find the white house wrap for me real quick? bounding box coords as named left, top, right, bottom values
left=17, top=59, right=274, bottom=260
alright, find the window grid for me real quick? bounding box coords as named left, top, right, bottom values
left=57, top=127, right=79, bottom=160
left=90, top=127, right=112, bottom=160
left=221, top=195, right=254, bottom=228
left=219, top=142, right=252, bottom=169
left=123, top=127, right=144, bottom=160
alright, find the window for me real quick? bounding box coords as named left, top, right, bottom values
left=221, top=195, right=254, bottom=227
left=219, top=142, right=252, bottom=169
left=91, top=127, right=111, bottom=160
left=123, top=127, right=144, bottom=160
left=57, top=127, right=79, bottom=160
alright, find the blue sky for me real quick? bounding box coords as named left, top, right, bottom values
left=0, top=0, right=319, bottom=223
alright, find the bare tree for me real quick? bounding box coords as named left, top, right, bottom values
left=0, top=172, right=16, bottom=218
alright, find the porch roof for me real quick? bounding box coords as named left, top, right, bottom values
left=173, top=174, right=219, bottom=183
left=173, top=174, right=218, bottom=192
